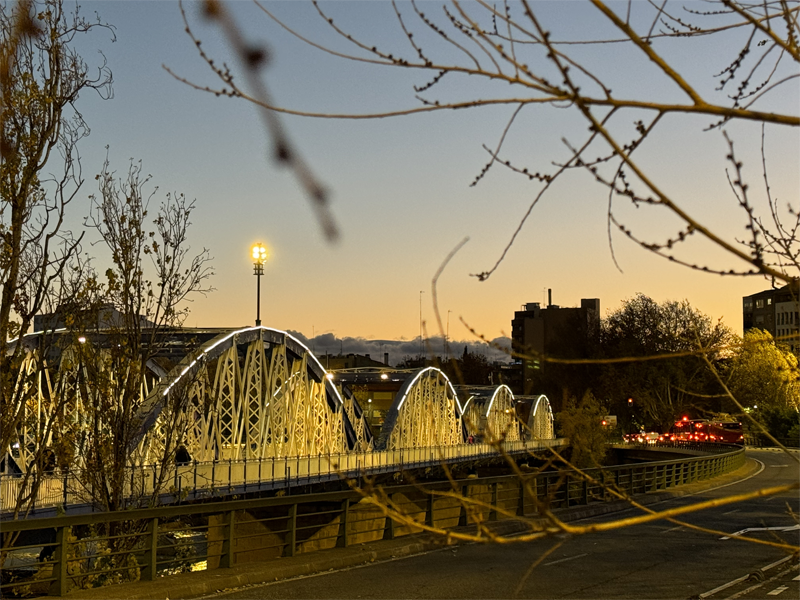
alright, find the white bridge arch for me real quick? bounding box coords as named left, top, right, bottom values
left=461, top=384, right=522, bottom=442
left=527, top=394, right=555, bottom=441
left=131, top=327, right=372, bottom=464
left=375, top=367, right=464, bottom=451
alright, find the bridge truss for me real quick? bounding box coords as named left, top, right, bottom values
left=462, top=385, right=522, bottom=442
left=528, top=394, right=555, bottom=441
left=131, top=327, right=371, bottom=464
left=376, top=367, right=464, bottom=451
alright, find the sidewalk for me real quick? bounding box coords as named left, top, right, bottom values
left=52, top=457, right=761, bottom=600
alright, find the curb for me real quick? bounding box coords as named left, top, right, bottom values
left=49, top=458, right=761, bottom=600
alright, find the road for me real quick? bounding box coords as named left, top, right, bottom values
left=203, top=449, right=800, bottom=599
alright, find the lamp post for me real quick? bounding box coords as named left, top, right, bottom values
left=251, top=243, right=268, bottom=326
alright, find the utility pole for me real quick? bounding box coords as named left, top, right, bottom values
left=446, top=309, right=452, bottom=360
left=419, top=290, right=424, bottom=360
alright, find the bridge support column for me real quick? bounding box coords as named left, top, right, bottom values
left=489, top=483, right=498, bottom=521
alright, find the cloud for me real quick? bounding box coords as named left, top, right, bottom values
left=286, top=331, right=512, bottom=367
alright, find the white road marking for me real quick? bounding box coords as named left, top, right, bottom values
left=793, top=574, right=800, bottom=581
left=662, top=525, right=684, bottom=534
left=543, top=553, right=587, bottom=567
left=705, top=557, right=797, bottom=599
left=767, top=585, right=788, bottom=595
left=720, top=524, right=800, bottom=540
left=768, top=465, right=789, bottom=468
left=722, top=509, right=741, bottom=515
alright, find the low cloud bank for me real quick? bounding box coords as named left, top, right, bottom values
left=286, top=332, right=512, bottom=367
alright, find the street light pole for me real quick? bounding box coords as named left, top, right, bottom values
left=252, top=243, right=268, bottom=326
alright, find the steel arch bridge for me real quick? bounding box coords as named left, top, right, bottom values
left=3, top=326, right=560, bottom=513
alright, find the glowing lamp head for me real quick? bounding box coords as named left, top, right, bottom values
left=251, top=243, right=268, bottom=264
left=380, top=373, right=388, bottom=380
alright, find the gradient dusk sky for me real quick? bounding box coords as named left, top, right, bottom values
left=63, top=1, right=798, bottom=344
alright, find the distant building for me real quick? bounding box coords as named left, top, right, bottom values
left=330, top=368, right=411, bottom=436
left=511, top=291, right=600, bottom=400
left=743, top=283, right=799, bottom=352
left=321, top=353, right=389, bottom=370
left=34, top=304, right=155, bottom=332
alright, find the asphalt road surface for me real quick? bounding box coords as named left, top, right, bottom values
left=203, top=449, right=800, bottom=599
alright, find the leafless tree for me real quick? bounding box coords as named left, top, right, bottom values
left=182, top=0, right=798, bottom=285
left=0, top=0, right=113, bottom=522
left=78, top=155, right=214, bottom=512
left=177, top=0, right=798, bottom=562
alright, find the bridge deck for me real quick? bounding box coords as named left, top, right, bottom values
left=1, top=439, right=565, bottom=519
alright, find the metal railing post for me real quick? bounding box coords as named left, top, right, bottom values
left=489, top=483, right=498, bottom=521
left=337, top=498, right=350, bottom=547
left=458, top=484, right=469, bottom=526
left=141, top=517, right=158, bottom=580
left=383, top=493, right=396, bottom=539
left=285, top=503, right=297, bottom=557
left=220, top=510, right=236, bottom=568
left=48, top=525, right=70, bottom=596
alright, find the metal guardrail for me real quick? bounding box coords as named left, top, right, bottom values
left=618, top=440, right=745, bottom=453
left=0, top=443, right=745, bottom=597
left=744, top=435, right=800, bottom=449
left=1, top=439, right=565, bottom=518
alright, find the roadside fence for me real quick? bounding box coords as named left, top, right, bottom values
left=0, top=443, right=745, bottom=597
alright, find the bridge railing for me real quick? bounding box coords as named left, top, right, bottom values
left=0, top=443, right=745, bottom=597
left=1, top=439, right=565, bottom=517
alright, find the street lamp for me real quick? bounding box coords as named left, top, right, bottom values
left=251, top=243, right=268, bottom=326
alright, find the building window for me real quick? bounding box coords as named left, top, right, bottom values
left=756, top=299, right=764, bottom=309
left=767, top=298, right=772, bottom=306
